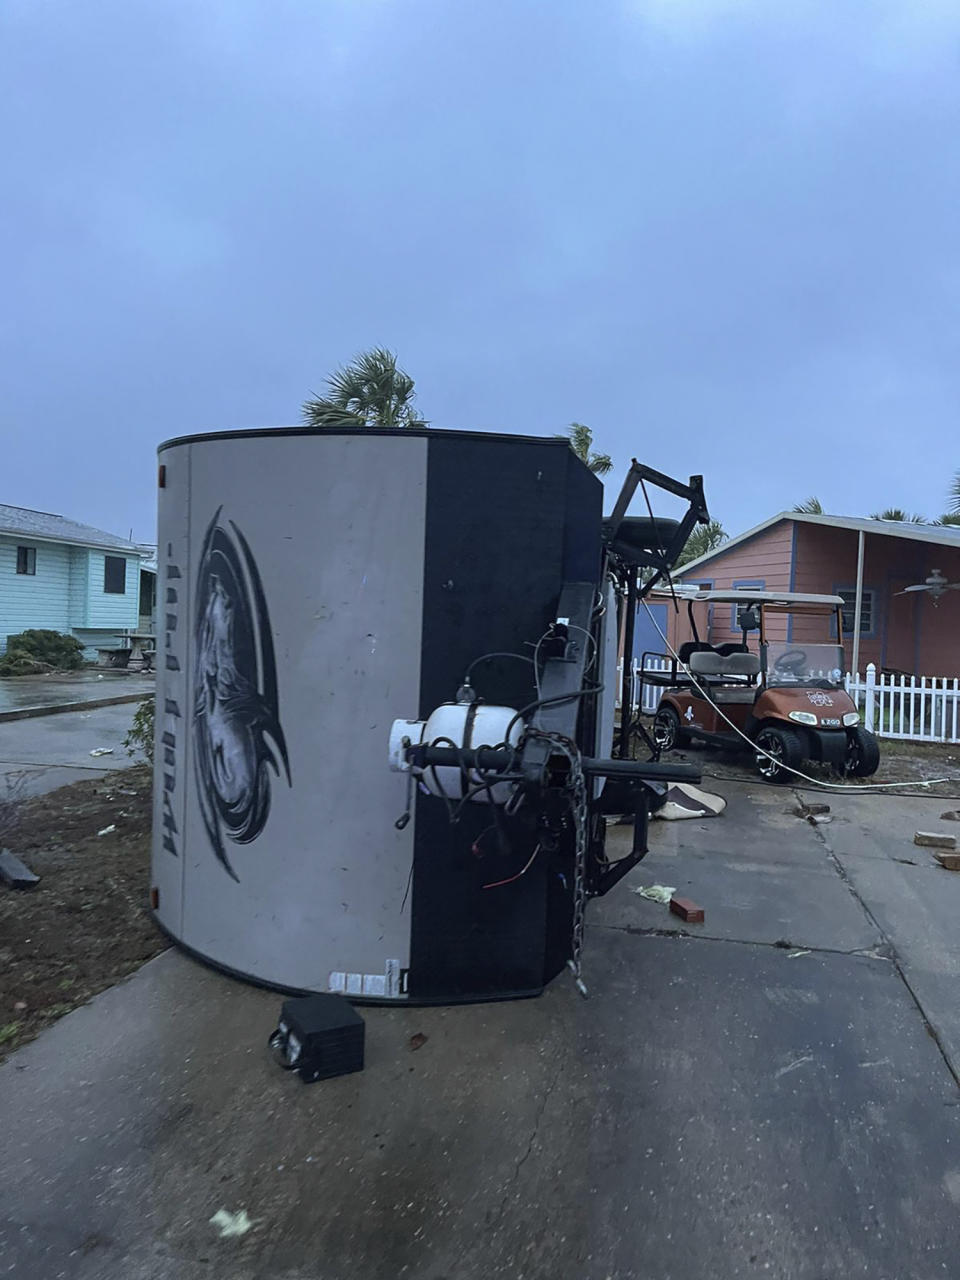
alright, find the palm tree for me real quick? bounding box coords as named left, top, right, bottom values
left=934, top=512, right=960, bottom=527
left=793, top=497, right=824, bottom=514
left=869, top=508, right=926, bottom=523
left=950, top=472, right=960, bottom=515
left=556, top=423, right=613, bottom=476
left=302, top=348, right=427, bottom=430
left=676, top=520, right=727, bottom=567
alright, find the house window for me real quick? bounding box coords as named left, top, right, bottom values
left=104, top=555, right=127, bottom=594
left=16, top=546, right=36, bottom=576
left=838, top=589, right=873, bottom=634
left=731, top=580, right=764, bottom=630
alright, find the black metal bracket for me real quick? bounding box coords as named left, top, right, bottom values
left=604, top=461, right=709, bottom=600
left=520, top=581, right=596, bottom=787
left=586, top=777, right=656, bottom=898
left=605, top=462, right=708, bottom=549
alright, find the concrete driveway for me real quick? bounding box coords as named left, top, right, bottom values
left=2, top=777, right=960, bottom=1278
left=0, top=703, right=145, bottom=799
left=0, top=671, right=153, bottom=717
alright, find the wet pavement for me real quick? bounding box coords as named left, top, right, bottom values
left=0, top=671, right=153, bottom=718
left=0, top=704, right=145, bottom=798
left=3, top=778, right=960, bottom=1277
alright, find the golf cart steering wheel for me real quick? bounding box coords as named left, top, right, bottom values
left=774, top=648, right=808, bottom=675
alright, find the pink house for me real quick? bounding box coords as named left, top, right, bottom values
left=659, top=512, right=960, bottom=677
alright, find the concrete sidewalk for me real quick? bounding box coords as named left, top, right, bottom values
left=3, top=776, right=960, bottom=1277
left=0, top=671, right=153, bottom=722
left=0, top=703, right=146, bottom=798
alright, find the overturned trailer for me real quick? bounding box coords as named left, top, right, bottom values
left=151, top=427, right=708, bottom=1003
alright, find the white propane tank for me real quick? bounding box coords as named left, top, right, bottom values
left=388, top=703, right=522, bottom=804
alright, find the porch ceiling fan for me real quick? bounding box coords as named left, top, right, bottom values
left=895, top=568, right=960, bottom=604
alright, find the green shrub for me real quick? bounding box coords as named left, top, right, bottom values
left=124, top=694, right=155, bottom=765
left=0, top=629, right=85, bottom=676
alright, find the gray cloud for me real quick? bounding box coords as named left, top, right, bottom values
left=2, top=0, right=957, bottom=539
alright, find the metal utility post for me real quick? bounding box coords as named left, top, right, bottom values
left=618, top=569, right=638, bottom=758
left=851, top=529, right=865, bottom=676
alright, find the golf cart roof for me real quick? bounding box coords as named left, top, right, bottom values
left=650, top=588, right=844, bottom=608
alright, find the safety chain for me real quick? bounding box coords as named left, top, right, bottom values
left=567, top=752, right=589, bottom=998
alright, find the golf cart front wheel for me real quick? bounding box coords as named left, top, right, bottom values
left=844, top=726, right=880, bottom=778
left=653, top=705, right=686, bottom=751
left=754, top=726, right=804, bottom=783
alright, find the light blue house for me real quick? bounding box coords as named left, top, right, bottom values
left=0, top=504, right=155, bottom=659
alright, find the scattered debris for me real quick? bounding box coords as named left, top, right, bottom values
left=97, top=825, right=116, bottom=837
left=633, top=884, right=676, bottom=905
left=13, top=1000, right=27, bottom=1012
left=787, top=949, right=811, bottom=959
left=89, top=748, right=114, bottom=758
left=0, top=764, right=159, bottom=1060
left=0, top=849, right=40, bottom=890
left=914, top=831, right=957, bottom=850
left=808, top=814, right=832, bottom=826
left=653, top=784, right=726, bottom=821
left=409, top=1032, right=428, bottom=1051
left=941, top=811, right=960, bottom=822
left=933, top=851, right=960, bottom=872
left=209, top=1208, right=254, bottom=1238
left=794, top=802, right=830, bottom=818
left=669, top=896, right=705, bottom=924
left=775, top=1054, right=814, bottom=1080
left=893, top=857, right=917, bottom=866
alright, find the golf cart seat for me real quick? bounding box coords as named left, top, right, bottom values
left=677, top=641, right=716, bottom=665
left=688, top=650, right=760, bottom=702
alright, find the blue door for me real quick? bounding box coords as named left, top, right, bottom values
left=633, top=602, right=668, bottom=660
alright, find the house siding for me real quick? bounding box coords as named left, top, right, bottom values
left=789, top=523, right=958, bottom=674
left=85, top=552, right=140, bottom=631
left=662, top=516, right=960, bottom=679
left=0, top=535, right=72, bottom=652
left=1, top=537, right=142, bottom=658
left=674, top=522, right=795, bottom=646
left=916, top=586, right=960, bottom=675
left=67, top=548, right=89, bottom=628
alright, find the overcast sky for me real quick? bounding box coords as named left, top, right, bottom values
left=2, top=0, right=958, bottom=544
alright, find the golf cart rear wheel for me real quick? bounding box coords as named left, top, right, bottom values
left=653, top=705, right=687, bottom=751
left=844, top=726, right=880, bottom=778
left=754, top=726, right=804, bottom=783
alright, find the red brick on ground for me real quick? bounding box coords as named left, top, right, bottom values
left=670, top=896, right=705, bottom=924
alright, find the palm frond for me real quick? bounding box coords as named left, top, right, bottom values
left=793, top=497, right=823, bottom=514
left=676, top=520, right=727, bottom=567
left=870, top=508, right=926, bottom=523
left=950, top=472, right=960, bottom=515
left=302, top=347, right=425, bottom=429
left=567, top=422, right=593, bottom=462
left=301, top=397, right=366, bottom=430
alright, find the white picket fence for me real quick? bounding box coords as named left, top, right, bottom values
left=846, top=664, right=960, bottom=744
left=617, top=657, right=673, bottom=715
left=620, top=657, right=960, bottom=744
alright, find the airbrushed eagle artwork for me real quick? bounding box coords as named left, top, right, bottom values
left=193, top=510, right=291, bottom=880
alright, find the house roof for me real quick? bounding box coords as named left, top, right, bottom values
left=0, top=504, right=143, bottom=554
left=678, top=511, right=960, bottom=576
